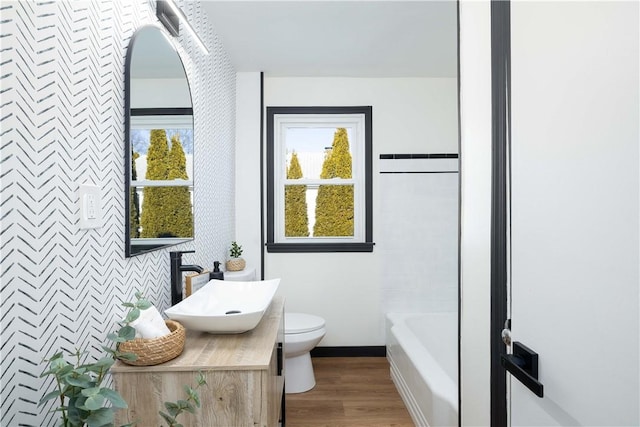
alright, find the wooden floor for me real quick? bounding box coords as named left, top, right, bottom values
left=285, top=357, right=415, bottom=427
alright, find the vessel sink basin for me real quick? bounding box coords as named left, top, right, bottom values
left=165, top=278, right=280, bottom=333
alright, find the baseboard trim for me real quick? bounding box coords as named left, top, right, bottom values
left=310, top=346, right=386, bottom=357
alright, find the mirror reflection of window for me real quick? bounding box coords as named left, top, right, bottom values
left=129, top=121, right=194, bottom=240
left=130, top=115, right=194, bottom=181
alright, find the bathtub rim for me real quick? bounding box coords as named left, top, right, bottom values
left=386, top=312, right=459, bottom=424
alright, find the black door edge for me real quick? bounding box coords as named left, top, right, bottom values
left=490, top=1, right=511, bottom=426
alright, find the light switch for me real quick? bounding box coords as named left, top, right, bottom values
left=86, top=193, right=97, bottom=219
left=79, top=184, right=101, bottom=229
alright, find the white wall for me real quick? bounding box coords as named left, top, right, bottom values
left=266, top=78, right=458, bottom=154
left=458, top=1, right=492, bottom=425
left=258, top=77, right=459, bottom=346
left=379, top=161, right=459, bottom=314
left=235, top=72, right=263, bottom=272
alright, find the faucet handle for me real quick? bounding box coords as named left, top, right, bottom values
left=169, top=250, right=196, bottom=260
left=170, top=250, right=195, bottom=255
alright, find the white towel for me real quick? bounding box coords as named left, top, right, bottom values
left=130, top=306, right=171, bottom=339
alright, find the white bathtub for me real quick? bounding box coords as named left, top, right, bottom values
left=386, top=312, right=458, bottom=427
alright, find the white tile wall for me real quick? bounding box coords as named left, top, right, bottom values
left=379, top=159, right=459, bottom=314
left=0, top=1, right=235, bottom=425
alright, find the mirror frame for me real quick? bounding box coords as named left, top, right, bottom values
left=124, top=25, right=195, bottom=257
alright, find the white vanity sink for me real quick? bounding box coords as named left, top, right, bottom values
left=165, top=279, right=280, bottom=333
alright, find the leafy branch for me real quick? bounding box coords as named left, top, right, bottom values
left=39, top=292, right=206, bottom=427
left=103, top=291, right=152, bottom=362
left=229, top=241, right=243, bottom=258
left=159, top=371, right=207, bottom=427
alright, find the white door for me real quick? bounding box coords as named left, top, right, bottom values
left=508, top=1, right=639, bottom=425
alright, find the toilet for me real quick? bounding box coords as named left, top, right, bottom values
left=284, top=312, right=326, bottom=393
left=224, top=268, right=325, bottom=393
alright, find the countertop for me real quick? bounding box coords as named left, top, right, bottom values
left=111, top=296, right=284, bottom=373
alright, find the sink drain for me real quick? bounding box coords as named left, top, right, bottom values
left=225, top=310, right=242, bottom=315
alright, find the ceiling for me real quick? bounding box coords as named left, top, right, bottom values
left=199, top=0, right=458, bottom=78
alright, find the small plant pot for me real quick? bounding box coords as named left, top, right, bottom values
left=226, top=258, right=246, bottom=271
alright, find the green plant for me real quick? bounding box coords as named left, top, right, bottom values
left=313, top=128, right=354, bottom=237
left=229, top=241, right=243, bottom=258
left=140, top=129, right=171, bottom=238
left=284, top=152, right=309, bottom=237
left=160, top=371, right=207, bottom=427
left=40, top=350, right=130, bottom=427
left=130, top=150, right=140, bottom=238
left=39, top=293, right=149, bottom=426
left=40, top=292, right=206, bottom=427
left=164, top=134, right=194, bottom=238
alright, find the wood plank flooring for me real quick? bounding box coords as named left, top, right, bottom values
left=285, top=357, right=415, bottom=427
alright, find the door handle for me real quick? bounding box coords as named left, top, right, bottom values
left=501, top=341, right=544, bottom=398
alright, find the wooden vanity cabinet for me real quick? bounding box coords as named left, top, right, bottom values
left=112, top=296, right=285, bottom=427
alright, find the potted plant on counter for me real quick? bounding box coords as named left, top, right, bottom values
left=226, top=241, right=246, bottom=272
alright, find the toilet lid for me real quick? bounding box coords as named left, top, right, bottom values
left=285, top=313, right=325, bottom=334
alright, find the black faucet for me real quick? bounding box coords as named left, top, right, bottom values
left=170, top=250, right=204, bottom=306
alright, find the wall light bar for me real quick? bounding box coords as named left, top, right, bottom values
left=157, top=0, right=209, bottom=55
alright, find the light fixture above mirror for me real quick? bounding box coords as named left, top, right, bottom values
left=157, top=0, right=209, bottom=54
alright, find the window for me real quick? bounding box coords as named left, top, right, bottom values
left=266, top=106, right=373, bottom=252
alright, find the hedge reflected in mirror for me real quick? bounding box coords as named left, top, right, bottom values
left=131, top=129, right=194, bottom=240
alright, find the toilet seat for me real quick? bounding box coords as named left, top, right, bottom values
left=285, top=313, right=325, bottom=334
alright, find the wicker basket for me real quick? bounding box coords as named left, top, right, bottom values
left=226, top=258, right=246, bottom=271
left=118, top=320, right=185, bottom=366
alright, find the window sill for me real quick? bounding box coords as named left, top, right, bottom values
left=266, top=242, right=375, bottom=253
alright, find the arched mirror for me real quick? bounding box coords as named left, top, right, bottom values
left=125, top=26, right=194, bottom=257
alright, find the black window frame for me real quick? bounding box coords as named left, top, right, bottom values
left=266, top=106, right=374, bottom=253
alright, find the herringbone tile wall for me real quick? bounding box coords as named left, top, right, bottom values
left=0, top=1, right=236, bottom=425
